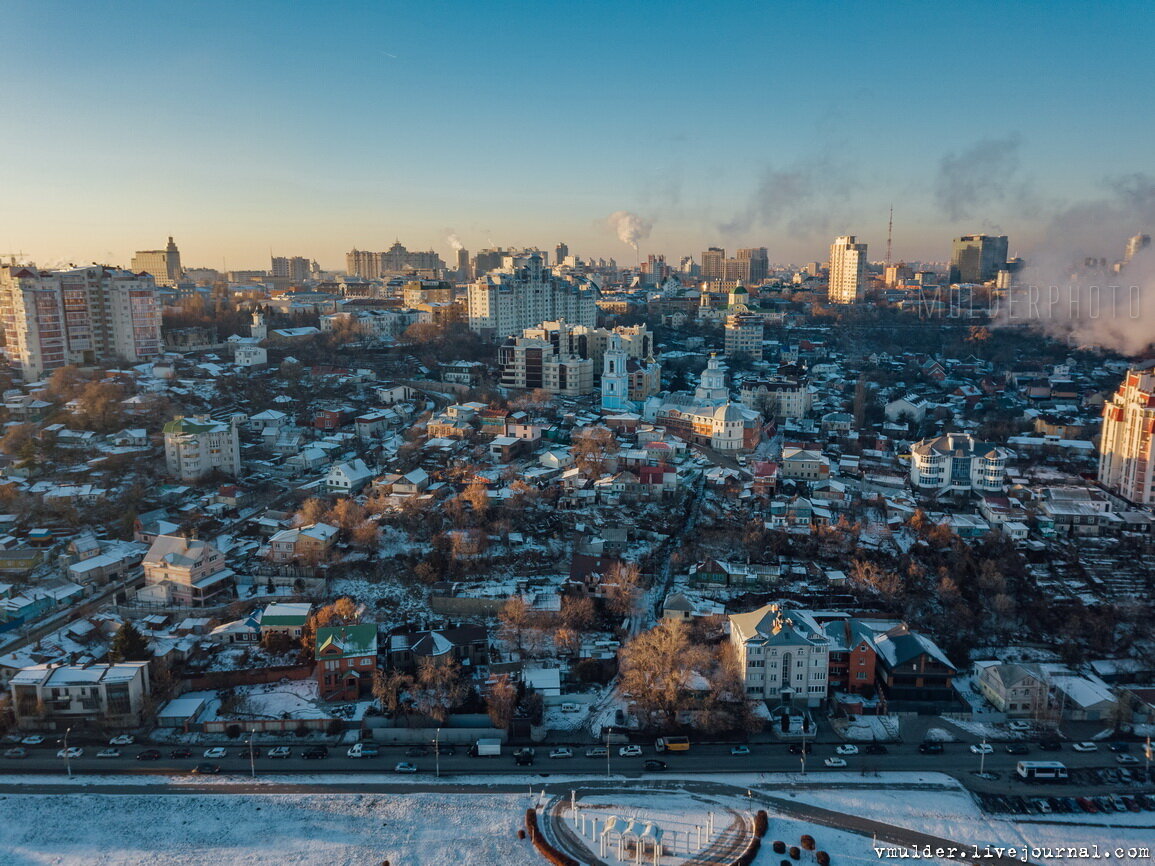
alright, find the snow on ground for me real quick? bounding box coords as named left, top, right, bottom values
left=784, top=784, right=1155, bottom=865
left=941, top=717, right=1029, bottom=740
left=0, top=792, right=539, bottom=866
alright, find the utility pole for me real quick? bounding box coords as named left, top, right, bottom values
left=248, top=729, right=256, bottom=778
left=435, top=727, right=441, bottom=779
left=64, top=727, right=73, bottom=778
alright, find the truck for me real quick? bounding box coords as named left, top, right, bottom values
left=471, top=738, right=502, bottom=757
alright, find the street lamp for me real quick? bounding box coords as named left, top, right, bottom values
left=605, top=728, right=611, bottom=778
left=64, top=727, right=73, bottom=778
left=248, top=729, right=256, bottom=779
left=435, top=727, right=441, bottom=779
left=978, top=738, right=988, bottom=777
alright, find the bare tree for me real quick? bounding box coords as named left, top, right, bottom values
left=602, top=561, right=643, bottom=619
left=618, top=619, right=710, bottom=728
left=498, top=595, right=532, bottom=655
left=372, top=669, right=414, bottom=716
left=572, top=425, right=619, bottom=477
left=411, top=658, right=466, bottom=724
left=486, top=673, right=518, bottom=731
left=560, top=595, right=596, bottom=633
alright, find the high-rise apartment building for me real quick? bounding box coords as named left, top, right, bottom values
left=345, top=243, right=445, bottom=279
left=1125, top=233, right=1151, bottom=263
left=456, top=248, right=471, bottom=281
left=555, top=242, right=568, bottom=266
left=737, top=247, right=769, bottom=284
left=948, top=234, right=1008, bottom=284
left=163, top=415, right=242, bottom=481
left=131, top=237, right=183, bottom=287
left=467, top=253, right=597, bottom=340
left=828, top=235, right=867, bottom=304
left=701, top=247, right=726, bottom=281
left=472, top=248, right=508, bottom=277
left=1098, top=370, right=1155, bottom=505
left=725, top=312, right=764, bottom=360
left=271, top=256, right=314, bottom=283
left=0, top=264, right=162, bottom=379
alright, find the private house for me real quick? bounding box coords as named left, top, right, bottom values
left=975, top=661, right=1050, bottom=717
left=267, top=523, right=338, bottom=564
left=10, top=662, right=152, bottom=731
left=260, top=602, right=312, bottom=639
left=141, top=534, right=234, bottom=608
left=872, top=624, right=957, bottom=709
left=387, top=624, right=488, bottom=673
left=729, top=603, right=830, bottom=707
left=823, top=619, right=878, bottom=697
left=316, top=624, right=378, bottom=701
left=325, top=459, right=374, bottom=494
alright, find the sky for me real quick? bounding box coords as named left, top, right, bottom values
left=2, top=0, right=1153, bottom=271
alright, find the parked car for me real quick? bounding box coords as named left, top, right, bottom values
left=619, top=745, right=643, bottom=757
left=788, top=743, right=813, bottom=755
left=835, top=745, right=859, bottom=756
left=1117, top=754, right=1139, bottom=765
left=514, top=748, right=536, bottom=766
left=203, top=748, right=228, bottom=759
left=864, top=743, right=889, bottom=755
left=267, top=746, right=291, bottom=759
left=1008, top=721, right=1032, bottom=732
left=919, top=741, right=944, bottom=754
left=170, top=748, right=192, bottom=759
left=1038, top=740, right=1062, bottom=751
left=585, top=747, right=608, bottom=758
left=405, top=746, right=429, bottom=757
left=824, top=757, right=847, bottom=768
left=109, top=735, right=135, bottom=746
left=1072, top=742, right=1098, bottom=752
left=643, top=759, right=668, bottom=771
left=549, top=748, right=573, bottom=759
left=438, top=745, right=456, bottom=756
left=4, top=747, right=27, bottom=759
left=970, top=743, right=993, bottom=755
left=302, top=746, right=328, bottom=759
left=1005, top=743, right=1031, bottom=755
left=193, top=763, right=220, bottom=775
left=20, top=736, right=45, bottom=746
left=57, top=747, right=83, bottom=759
left=393, top=762, right=418, bottom=774
left=1076, top=797, right=1098, bottom=813
left=136, top=749, right=161, bottom=761
left=560, top=703, right=581, bottom=713
left=730, top=745, right=751, bottom=756
left=239, top=746, right=262, bottom=759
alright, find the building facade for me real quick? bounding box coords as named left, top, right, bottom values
left=142, top=534, right=234, bottom=607
left=468, top=254, right=597, bottom=340
left=949, top=235, right=1008, bottom=284
left=10, top=662, right=152, bottom=731
left=909, top=432, right=1007, bottom=494
left=163, top=415, right=242, bottom=481
left=131, top=236, right=183, bottom=287
left=729, top=603, right=830, bottom=708
left=1098, top=369, right=1155, bottom=505
left=316, top=624, right=378, bottom=701
left=828, top=235, right=867, bottom=304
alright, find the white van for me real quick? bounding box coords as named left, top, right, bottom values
left=347, top=742, right=380, bottom=758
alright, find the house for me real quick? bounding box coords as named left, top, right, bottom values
left=260, top=602, right=312, bottom=639
left=313, top=406, right=357, bottom=431
left=885, top=394, right=929, bottom=424
left=268, top=523, right=338, bottom=564
left=780, top=448, right=830, bottom=482
left=729, top=603, right=830, bottom=707
left=10, top=662, right=152, bottom=731
left=315, top=624, right=378, bottom=701
left=872, top=624, right=956, bottom=709
left=388, top=624, right=488, bottom=673
left=326, top=459, right=374, bottom=494
left=975, top=661, right=1049, bottom=717
left=248, top=409, right=290, bottom=431
left=823, top=619, right=877, bottom=697
left=355, top=409, right=393, bottom=440
left=208, top=609, right=263, bottom=644
left=141, top=534, right=234, bottom=607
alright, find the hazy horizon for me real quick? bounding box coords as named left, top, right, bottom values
left=3, top=1, right=1153, bottom=271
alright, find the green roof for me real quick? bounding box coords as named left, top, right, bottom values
left=315, top=624, right=377, bottom=660
left=163, top=417, right=220, bottom=435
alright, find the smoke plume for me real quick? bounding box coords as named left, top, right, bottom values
left=605, top=211, right=653, bottom=250
left=718, top=151, right=856, bottom=238
left=446, top=232, right=464, bottom=252
left=934, top=135, right=1025, bottom=220
left=999, top=173, right=1155, bottom=356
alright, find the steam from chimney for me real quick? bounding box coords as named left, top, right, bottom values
left=446, top=232, right=464, bottom=252
left=605, top=210, right=653, bottom=250
left=934, top=135, right=1025, bottom=220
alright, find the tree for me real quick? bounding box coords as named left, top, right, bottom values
left=498, top=596, right=532, bottom=655
left=560, top=595, right=596, bottom=632
left=296, top=497, right=330, bottom=526
left=485, top=673, right=518, bottom=731
left=108, top=622, right=151, bottom=662
left=329, top=498, right=367, bottom=534
left=602, top=561, right=643, bottom=619
left=460, top=478, right=489, bottom=520
left=371, top=669, right=413, bottom=716
left=618, top=619, right=710, bottom=728
left=572, top=426, right=619, bottom=477
left=411, top=659, right=466, bottom=724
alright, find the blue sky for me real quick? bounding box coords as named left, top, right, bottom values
left=2, top=0, right=1152, bottom=270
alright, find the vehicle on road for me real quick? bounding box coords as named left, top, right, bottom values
left=20, top=736, right=45, bottom=746
left=203, top=748, right=228, bottom=759
left=918, top=742, right=944, bottom=754
left=549, top=748, right=573, bottom=759
left=619, top=745, right=643, bottom=757
left=1107, top=742, right=1130, bottom=752
left=1071, top=742, right=1098, bottom=752
left=471, top=739, right=501, bottom=757
left=643, top=759, right=668, bottom=771
left=1116, top=754, right=1139, bottom=764
left=585, top=747, right=608, bottom=758
left=835, top=745, right=859, bottom=756
left=560, top=703, right=581, bottom=713
left=824, top=757, right=847, bottom=768
left=4, top=747, right=27, bottom=759
left=970, top=743, right=994, bottom=755
left=57, top=747, right=83, bottom=759
left=193, top=763, right=220, bottom=774
left=394, top=762, right=418, bottom=774
left=654, top=736, right=690, bottom=753
left=1038, top=740, right=1062, bottom=751
left=1016, top=761, right=1069, bottom=782
left=302, top=746, right=328, bottom=759
left=788, top=743, right=813, bottom=755
left=137, top=749, right=161, bottom=761
left=109, top=735, right=135, bottom=746
left=514, top=748, right=536, bottom=766
left=239, top=746, right=262, bottom=759
left=864, top=743, right=889, bottom=755
left=267, top=746, right=291, bottom=759
left=347, top=743, right=379, bottom=759
left=1005, top=743, right=1031, bottom=755
left=730, top=745, right=750, bottom=756
left=170, top=748, right=192, bottom=759
left=96, top=748, right=121, bottom=758
left=1008, top=721, right=1032, bottom=732
left=406, top=746, right=429, bottom=757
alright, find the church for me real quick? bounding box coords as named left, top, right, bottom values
left=639, top=355, right=763, bottom=452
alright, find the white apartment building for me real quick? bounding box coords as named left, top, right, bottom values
left=10, top=662, right=152, bottom=731
left=163, top=415, right=241, bottom=481
left=468, top=253, right=597, bottom=340
left=739, top=376, right=811, bottom=420
left=130, top=236, right=183, bottom=287
left=909, top=431, right=1008, bottom=493
left=729, top=603, right=830, bottom=707
left=828, top=235, right=867, bottom=304
left=724, top=312, right=764, bottom=359
left=0, top=264, right=162, bottom=379
left=1098, top=369, right=1155, bottom=505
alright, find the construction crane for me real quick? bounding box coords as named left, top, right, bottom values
left=0, top=251, right=28, bottom=266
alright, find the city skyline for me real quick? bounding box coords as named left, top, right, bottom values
left=3, top=1, right=1154, bottom=270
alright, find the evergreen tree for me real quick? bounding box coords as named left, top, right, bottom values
left=108, top=622, right=151, bottom=662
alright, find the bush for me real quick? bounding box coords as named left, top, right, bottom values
left=783, top=861, right=793, bottom=866
left=816, top=852, right=830, bottom=866
left=754, top=810, right=769, bottom=838
left=518, top=829, right=526, bottom=840
left=225, top=724, right=241, bottom=740
left=524, top=808, right=577, bottom=866
left=790, top=845, right=801, bottom=860
left=801, top=834, right=816, bottom=851
left=773, top=841, right=786, bottom=854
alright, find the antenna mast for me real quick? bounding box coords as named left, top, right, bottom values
left=885, top=205, right=893, bottom=268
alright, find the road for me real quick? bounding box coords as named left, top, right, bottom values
left=5, top=739, right=1149, bottom=795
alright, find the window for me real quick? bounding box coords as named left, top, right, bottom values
left=855, top=672, right=867, bottom=680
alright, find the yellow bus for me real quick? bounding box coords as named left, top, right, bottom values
left=655, top=736, right=690, bottom=753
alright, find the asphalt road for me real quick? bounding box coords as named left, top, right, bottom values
left=4, top=739, right=1150, bottom=793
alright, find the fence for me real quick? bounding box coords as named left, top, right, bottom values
left=203, top=717, right=332, bottom=734
left=184, top=664, right=314, bottom=691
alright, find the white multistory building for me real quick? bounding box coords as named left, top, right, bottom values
left=163, top=415, right=242, bottom=481
left=467, top=253, right=597, bottom=340
left=909, top=432, right=1007, bottom=494
left=0, top=263, right=162, bottom=379
left=1098, top=369, right=1155, bottom=505
left=130, top=236, right=183, bottom=287
left=729, top=603, right=830, bottom=707
left=828, top=235, right=867, bottom=304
